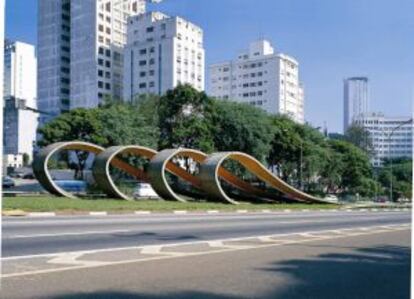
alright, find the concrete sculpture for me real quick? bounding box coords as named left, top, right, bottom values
left=33, top=141, right=328, bottom=204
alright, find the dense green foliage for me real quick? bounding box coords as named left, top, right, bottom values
left=37, top=85, right=412, bottom=201
left=378, top=159, right=412, bottom=200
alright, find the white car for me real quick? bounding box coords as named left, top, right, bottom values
left=324, top=194, right=339, bottom=203
left=133, top=183, right=159, bottom=199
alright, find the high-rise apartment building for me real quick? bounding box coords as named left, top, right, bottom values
left=37, top=0, right=154, bottom=125
left=354, top=113, right=413, bottom=167
left=209, top=40, right=305, bottom=124
left=343, top=77, right=370, bottom=132
left=123, top=11, right=204, bottom=100
left=4, top=40, right=37, bottom=105
left=3, top=40, right=38, bottom=161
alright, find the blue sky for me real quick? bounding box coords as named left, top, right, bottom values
left=6, top=0, right=414, bottom=132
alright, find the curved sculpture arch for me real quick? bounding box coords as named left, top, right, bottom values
left=33, top=141, right=329, bottom=204
left=198, top=152, right=323, bottom=204
left=33, top=142, right=105, bottom=199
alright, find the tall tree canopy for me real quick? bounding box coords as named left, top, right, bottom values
left=157, top=84, right=215, bottom=152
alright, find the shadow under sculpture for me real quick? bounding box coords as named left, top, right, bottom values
left=33, top=141, right=328, bottom=204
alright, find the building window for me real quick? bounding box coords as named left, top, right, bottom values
left=99, top=47, right=104, bottom=55
left=105, top=83, right=111, bottom=90
left=139, top=83, right=147, bottom=89
left=140, top=49, right=147, bottom=55
left=149, top=58, right=155, bottom=65
left=149, top=70, right=155, bottom=76
left=146, top=26, right=154, bottom=33
left=98, top=81, right=104, bottom=88
left=98, top=25, right=104, bottom=32
left=105, top=49, right=111, bottom=57
left=98, top=70, right=103, bottom=77
left=98, top=59, right=104, bottom=66
left=149, top=81, right=155, bottom=87
left=105, top=61, right=111, bottom=67
left=139, top=60, right=147, bottom=66
left=140, top=71, right=146, bottom=77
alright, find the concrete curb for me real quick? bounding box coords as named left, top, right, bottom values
left=2, top=207, right=410, bottom=217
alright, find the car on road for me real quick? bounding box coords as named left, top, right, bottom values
left=9, top=171, right=24, bottom=178
left=324, top=194, right=339, bottom=203
left=55, top=180, right=87, bottom=193
left=133, top=183, right=159, bottom=199
left=22, top=173, right=36, bottom=179
left=2, top=176, right=15, bottom=188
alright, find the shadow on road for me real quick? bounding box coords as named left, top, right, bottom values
left=113, top=231, right=199, bottom=242
left=261, top=244, right=411, bottom=299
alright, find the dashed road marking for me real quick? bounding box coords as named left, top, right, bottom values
left=2, top=223, right=409, bottom=279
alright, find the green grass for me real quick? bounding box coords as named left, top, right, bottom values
left=2, top=196, right=337, bottom=213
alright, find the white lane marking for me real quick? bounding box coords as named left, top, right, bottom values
left=4, top=229, right=133, bottom=239
left=140, top=246, right=164, bottom=254
left=48, top=252, right=106, bottom=267
left=3, top=223, right=409, bottom=262
left=261, top=209, right=271, bottom=213
left=2, top=224, right=410, bottom=279
left=284, top=209, right=291, bottom=213
left=89, top=212, right=108, bottom=216
left=134, top=211, right=151, bottom=215
left=173, top=210, right=188, bottom=215
left=28, top=212, right=56, bottom=217
left=236, top=210, right=248, bottom=213
left=207, top=210, right=219, bottom=214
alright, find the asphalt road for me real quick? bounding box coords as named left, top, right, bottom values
left=3, top=210, right=411, bottom=257
left=1, top=210, right=411, bottom=299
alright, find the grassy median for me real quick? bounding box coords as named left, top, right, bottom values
left=2, top=196, right=337, bottom=213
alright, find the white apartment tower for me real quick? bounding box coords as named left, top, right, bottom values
left=37, top=0, right=155, bottom=125
left=123, top=12, right=205, bottom=100
left=354, top=114, right=413, bottom=167
left=209, top=40, right=305, bottom=124
left=343, top=77, right=370, bottom=132
left=3, top=40, right=38, bottom=161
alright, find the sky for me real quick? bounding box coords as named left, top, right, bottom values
left=6, top=0, right=414, bottom=133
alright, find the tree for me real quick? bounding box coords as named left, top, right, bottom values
left=158, top=84, right=215, bottom=152
left=211, top=100, right=273, bottom=162
left=37, top=103, right=159, bottom=179
left=328, top=140, right=375, bottom=197
left=38, top=109, right=107, bottom=179
left=378, top=159, right=412, bottom=201
left=22, top=153, right=30, bottom=167
left=267, top=115, right=302, bottom=183
left=345, top=124, right=373, bottom=155
left=97, top=103, right=158, bottom=149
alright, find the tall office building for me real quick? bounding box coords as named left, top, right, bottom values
left=123, top=11, right=205, bottom=100
left=37, top=0, right=157, bottom=125
left=209, top=40, right=305, bottom=124
left=3, top=40, right=38, bottom=161
left=343, top=77, right=370, bottom=132
left=354, top=113, right=413, bottom=167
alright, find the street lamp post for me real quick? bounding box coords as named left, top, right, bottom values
left=387, top=118, right=413, bottom=201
